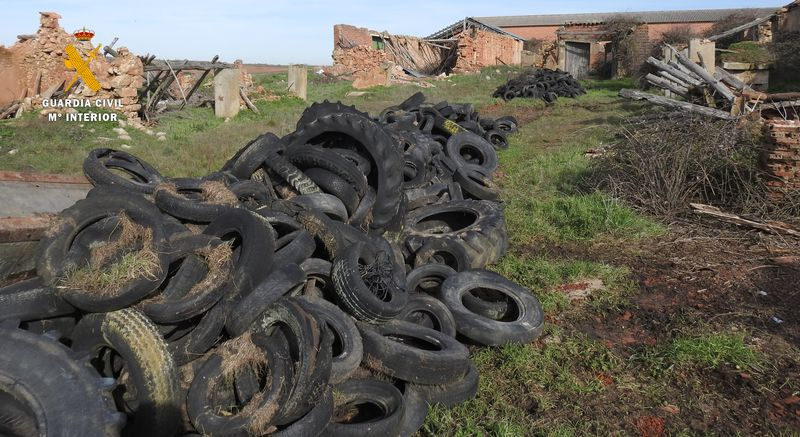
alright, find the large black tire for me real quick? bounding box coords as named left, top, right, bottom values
left=0, top=328, right=123, bottom=436
left=70, top=308, right=181, bottom=437
left=263, top=152, right=322, bottom=195
left=36, top=192, right=170, bottom=312
left=303, top=167, right=360, bottom=216
left=331, top=242, right=408, bottom=323
left=295, top=100, right=369, bottom=129
left=187, top=333, right=290, bottom=437
left=250, top=299, right=324, bottom=425
left=401, top=200, right=507, bottom=269
left=225, top=263, right=307, bottom=336
left=221, top=133, right=285, bottom=179
left=139, top=236, right=230, bottom=324
left=321, top=378, right=405, bottom=437
left=438, top=270, right=544, bottom=345
left=271, top=386, right=333, bottom=437
left=153, top=179, right=238, bottom=223
left=405, top=264, right=457, bottom=294
left=395, top=381, right=429, bottom=437
left=415, top=361, right=479, bottom=407
left=284, top=145, right=368, bottom=198
left=286, top=113, right=403, bottom=230
left=203, top=208, right=276, bottom=299
left=165, top=301, right=228, bottom=365
left=396, top=293, right=457, bottom=337
left=83, top=148, right=163, bottom=193
left=359, top=320, right=469, bottom=384
left=296, top=296, right=362, bottom=384
left=0, top=278, right=74, bottom=322
left=445, top=132, right=498, bottom=174
left=454, top=167, right=500, bottom=201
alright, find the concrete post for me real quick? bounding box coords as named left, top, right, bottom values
left=689, top=39, right=716, bottom=74
left=214, top=69, right=240, bottom=118
left=288, top=65, right=308, bottom=101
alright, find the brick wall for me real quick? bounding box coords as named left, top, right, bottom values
left=453, top=28, right=522, bottom=73
left=763, top=119, right=800, bottom=192
left=333, top=24, right=374, bottom=50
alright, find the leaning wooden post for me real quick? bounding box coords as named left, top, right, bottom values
left=287, top=65, right=307, bottom=101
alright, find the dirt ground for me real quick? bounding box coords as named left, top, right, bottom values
left=525, top=221, right=800, bottom=435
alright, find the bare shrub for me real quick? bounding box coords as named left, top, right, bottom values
left=601, top=16, right=645, bottom=78
left=591, top=112, right=800, bottom=221
left=659, top=26, right=700, bottom=46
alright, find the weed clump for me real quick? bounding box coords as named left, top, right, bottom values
left=62, top=214, right=161, bottom=293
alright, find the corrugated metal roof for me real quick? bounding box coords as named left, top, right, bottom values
left=475, top=8, right=779, bottom=27
left=426, top=17, right=527, bottom=41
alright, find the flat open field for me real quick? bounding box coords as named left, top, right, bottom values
left=1, top=68, right=798, bottom=436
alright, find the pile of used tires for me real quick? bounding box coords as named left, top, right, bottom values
left=492, top=68, right=586, bottom=102
left=0, top=92, right=543, bottom=437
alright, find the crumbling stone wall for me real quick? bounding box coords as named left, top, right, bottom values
left=454, top=28, right=522, bottom=73
left=763, top=119, right=800, bottom=192
left=0, top=11, right=145, bottom=120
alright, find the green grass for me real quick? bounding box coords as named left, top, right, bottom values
left=1, top=68, right=691, bottom=435
left=493, top=254, right=634, bottom=313
left=422, top=328, right=621, bottom=436
left=670, top=333, right=763, bottom=370
left=720, top=41, right=773, bottom=65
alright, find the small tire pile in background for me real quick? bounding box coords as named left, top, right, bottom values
left=0, top=92, right=544, bottom=437
left=493, top=68, right=586, bottom=103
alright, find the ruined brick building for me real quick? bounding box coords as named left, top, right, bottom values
left=0, top=12, right=145, bottom=119
left=476, top=8, right=779, bottom=78
left=330, top=18, right=524, bottom=85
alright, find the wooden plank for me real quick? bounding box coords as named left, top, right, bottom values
left=619, top=88, right=735, bottom=120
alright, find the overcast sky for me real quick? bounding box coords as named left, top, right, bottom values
left=0, top=0, right=784, bottom=65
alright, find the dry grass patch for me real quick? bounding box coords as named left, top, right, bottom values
left=61, top=214, right=161, bottom=294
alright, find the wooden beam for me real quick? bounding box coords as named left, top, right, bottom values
left=675, top=51, right=735, bottom=101
left=690, top=203, right=800, bottom=237
left=647, top=57, right=702, bottom=87
left=33, top=71, right=42, bottom=96
left=646, top=73, right=689, bottom=96
left=714, top=67, right=748, bottom=92
left=179, top=55, right=219, bottom=110
left=240, top=88, right=259, bottom=114
left=619, top=88, right=735, bottom=120
left=658, top=71, right=691, bottom=89
left=707, top=14, right=775, bottom=41
left=668, top=60, right=701, bottom=81
left=145, top=59, right=233, bottom=72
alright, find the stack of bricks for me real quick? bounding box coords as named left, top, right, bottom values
left=763, top=118, right=800, bottom=192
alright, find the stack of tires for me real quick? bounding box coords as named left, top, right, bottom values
left=492, top=68, right=586, bottom=102
left=0, top=92, right=543, bottom=437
